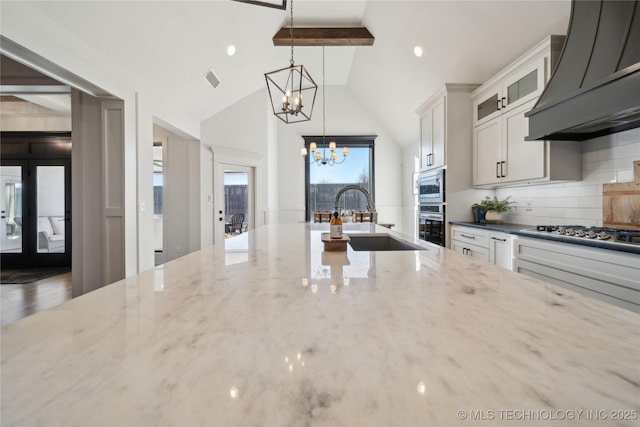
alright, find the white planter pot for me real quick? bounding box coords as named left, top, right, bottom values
left=484, top=210, right=503, bottom=221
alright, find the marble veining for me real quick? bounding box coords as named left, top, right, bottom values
left=1, top=223, right=639, bottom=426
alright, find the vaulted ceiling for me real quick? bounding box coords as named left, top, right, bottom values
left=1, top=0, right=571, bottom=146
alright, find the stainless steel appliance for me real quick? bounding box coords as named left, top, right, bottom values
left=519, top=225, right=640, bottom=254
left=418, top=168, right=444, bottom=204
left=419, top=203, right=445, bottom=246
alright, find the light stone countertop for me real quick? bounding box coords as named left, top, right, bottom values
left=2, top=223, right=639, bottom=426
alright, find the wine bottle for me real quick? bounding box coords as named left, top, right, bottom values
left=330, top=211, right=343, bottom=239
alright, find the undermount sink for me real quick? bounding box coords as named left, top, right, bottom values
left=348, top=234, right=427, bottom=251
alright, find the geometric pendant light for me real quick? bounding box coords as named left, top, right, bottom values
left=264, top=0, right=317, bottom=123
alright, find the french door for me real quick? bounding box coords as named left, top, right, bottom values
left=0, top=159, right=71, bottom=268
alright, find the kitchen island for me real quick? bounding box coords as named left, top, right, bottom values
left=2, top=223, right=639, bottom=426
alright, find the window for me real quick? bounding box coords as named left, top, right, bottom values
left=304, top=135, right=376, bottom=221
left=153, top=142, right=163, bottom=252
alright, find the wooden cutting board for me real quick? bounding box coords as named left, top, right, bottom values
left=603, top=160, right=640, bottom=230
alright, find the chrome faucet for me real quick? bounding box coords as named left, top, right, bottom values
left=334, top=185, right=376, bottom=213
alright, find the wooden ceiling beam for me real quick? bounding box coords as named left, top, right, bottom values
left=272, top=27, right=374, bottom=46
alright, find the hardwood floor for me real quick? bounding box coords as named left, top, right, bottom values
left=1, top=272, right=72, bottom=327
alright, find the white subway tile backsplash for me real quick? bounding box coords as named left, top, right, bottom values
left=583, top=157, right=622, bottom=174
left=609, top=142, right=640, bottom=159
left=553, top=197, right=580, bottom=208
left=547, top=207, right=565, bottom=217
left=578, top=196, right=602, bottom=209
left=583, top=134, right=616, bottom=152
left=616, top=127, right=640, bottom=145
left=580, top=170, right=616, bottom=183
left=494, top=128, right=640, bottom=225
left=564, top=208, right=601, bottom=220
left=546, top=185, right=599, bottom=198
left=617, top=169, right=634, bottom=183
left=614, top=158, right=639, bottom=174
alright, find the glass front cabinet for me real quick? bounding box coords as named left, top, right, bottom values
left=471, top=35, right=582, bottom=188
left=473, top=55, right=546, bottom=127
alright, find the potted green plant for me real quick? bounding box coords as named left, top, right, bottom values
left=472, top=196, right=513, bottom=222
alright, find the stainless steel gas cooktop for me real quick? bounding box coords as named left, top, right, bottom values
left=518, top=225, right=640, bottom=254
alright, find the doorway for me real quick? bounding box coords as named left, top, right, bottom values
left=1, top=135, right=72, bottom=269
left=220, top=165, right=254, bottom=265
left=223, top=168, right=251, bottom=238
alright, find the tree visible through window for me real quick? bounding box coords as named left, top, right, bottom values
left=304, top=136, right=376, bottom=221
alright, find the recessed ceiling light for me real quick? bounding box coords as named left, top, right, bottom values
left=227, top=45, right=236, bottom=56
left=414, top=46, right=423, bottom=57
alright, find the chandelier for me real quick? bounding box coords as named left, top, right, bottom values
left=301, top=46, right=348, bottom=166
left=264, top=0, right=317, bottom=124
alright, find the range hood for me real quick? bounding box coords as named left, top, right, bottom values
left=526, top=0, right=640, bottom=141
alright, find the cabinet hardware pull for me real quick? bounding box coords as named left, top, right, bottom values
left=460, top=234, right=475, bottom=239
left=491, top=237, right=507, bottom=241
left=496, top=162, right=500, bottom=178
left=501, top=97, right=506, bottom=109
left=501, top=161, right=506, bottom=177
left=497, top=99, right=501, bottom=111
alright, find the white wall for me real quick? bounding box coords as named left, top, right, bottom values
left=200, top=146, right=214, bottom=248
left=276, top=85, right=404, bottom=229
left=200, top=86, right=403, bottom=234
left=201, top=90, right=269, bottom=246
left=153, top=124, right=201, bottom=264
left=1, top=2, right=204, bottom=276
left=400, top=145, right=419, bottom=239
left=136, top=96, right=155, bottom=272
left=0, top=112, right=70, bottom=132
left=496, top=127, right=640, bottom=226
left=188, top=139, right=201, bottom=252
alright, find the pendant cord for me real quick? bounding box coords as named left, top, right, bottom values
left=289, top=0, right=294, bottom=66
left=322, top=45, right=326, bottom=148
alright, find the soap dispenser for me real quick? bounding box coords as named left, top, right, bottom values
left=330, top=211, right=343, bottom=239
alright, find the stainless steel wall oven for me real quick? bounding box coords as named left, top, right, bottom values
left=419, top=168, right=444, bottom=204
left=419, top=203, right=445, bottom=247
left=418, top=168, right=445, bottom=246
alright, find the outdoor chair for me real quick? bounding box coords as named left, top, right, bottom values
left=230, top=214, right=245, bottom=234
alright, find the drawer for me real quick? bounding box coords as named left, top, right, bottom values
left=514, top=236, right=640, bottom=313
left=452, top=240, right=490, bottom=262
left=451, top=226, right=489, bottom=248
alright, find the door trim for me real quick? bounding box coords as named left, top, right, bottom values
left=0, top=133, right=72, bottom=268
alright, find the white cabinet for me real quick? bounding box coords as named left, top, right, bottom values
left=415, top=84, right=480, bottom=249
left=453, top=240, right=489, bottom=262
left=472, top=35, right=582, bottom=188
left=451, top=225, right=512, bottom=269
left=452, top=225, right=489, bottom=262
left=474, top=117, right=502, bottom=186
left=473, top=56, right=546, bottom=127
left=488, top=232, right=512, bottom=270
left=474, top=99, right=546, bottom=185
left=513, top=236, right=640, bottom=313
left=419, top=97, right=445, bottom=170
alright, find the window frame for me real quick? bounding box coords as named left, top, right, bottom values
left=303, top=135, right=376, bottom=222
